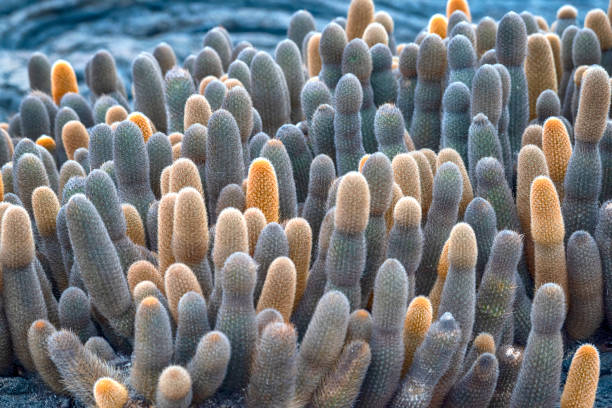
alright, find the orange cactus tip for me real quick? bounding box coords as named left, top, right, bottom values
left=363, top=22, right=389, bottom=47
left=374, top=11, right=394, bottom=34
left=94, top=377, right=129, bottom=408
left=105, top=105, right=128, bottom=125
left=199, top=75, right=218, bottom=94
left=158, top=366, right=192, bottom=400
left=173, top=143, right=183, bottom=160
left=33, top=320, right=47, bottom=330
left=446, top=0, right=471, bottom=20
left=358, top=154, right=371, bottom=172
left=267, top=139, right=284, bottom=148
left=36, top=135, right=56, bottom=151
left=575, top=344, right=599, bottom=359
left=473, top=332, right=496, bottom=354
left=543, top=117, right=565, bottom=134
left=429, top=14, right=448, bottom=38
left=51, top=59, right=78, bottom=104
left=448, top=222, right=477, bottom=269
left=530, top=176, right=564, bottom=244
left=224, top=78, right=244, bottom=89
left=307, top=33, right=322, bottom=78
left=560, top=344, right=600, bottom=408
left=168, top=132, right=183, bottom=145
left=140, top=296, right=160, bottom=308
left=246, top=158, right=279, bottom=223
left=410, top=296, right=433, bottom=311
left=557, top=5, right=577, bottom=19
left=354, top=309, right=370, bottom=320
left=61, top=120, right=89, bottom=160
left=128, top=112, right=153, bottom=142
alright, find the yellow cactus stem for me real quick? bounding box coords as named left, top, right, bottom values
left=384, top=182, right=403, bottom=232
left=172, top=143, right=182, bottom=161
left=285, top=218, right=312, bottom=309
left=429, top=14, right=448, bottom=39
left=401, top=296, right=433, bottom=377
left=346, top=0, right=375, bottom=41
left=164, top=263, right=203, bottom=322
left=307, top=33, right=322, bottom=78
left=61, top=120, right=89, bottom=160
left=428, top=239, right=450, bottom=317
left=158, top=193, right=177, bottom=276
left=525, top=34, right=558, bottom=120
left=585, top=9, right=612, bottom=53
left=244, top=207, right=266, bottom=257
left=546, top=33, right=562, bottom=88
left=530, top=176, right=568, bottom=305
left=199, top=75, right=218, bottom=95
left=51, top=59, right=78, bottom=104
left=93, top=377, right=129, bottom=408
left=391, top=56, right=399, bottom=70
left=574, top=65, right=589, bottom=89
left=542, top=117, right=572, bottom=198
left=391, top=153, right=421, bottom=205
left=436, top=148, right=473, bottom=216
left=122, top=203, right=146, bottom=247
left=420, top=148, right=437, bottom=176
left=363, top=22, right=389, bottom=48
left=535, top=16, right=549, bottom=31
left=160, top=166, right=171, bottom=196
left=560, top=344, right=600, bottom=408
left=446, top=0, right=471, bottom=21
left=127, top=112, right=153, bottom=142
left=374, top=10, right=394, bottom=38
left=472, top=332, right=495, bottom=355
left=36, top=135, right=56, bottom=153
left=256, top=256, right=297, bottom=321
left=409, top=151, right=432, bottom=218
left=358, top=154, right=371, bottom=172
left=521, top=124, right=543, bottom=148
left=184, top=94, right=212, bottom=129
left=404, top=130, right=415, bottom=151
left=127, top=260, right=165, bottom=296
left=168, top=132, right=183, bottom=146
left=224, top=78, right=244, bottom=90
left=105, top=105, right=128, bottom=125
left=246, top=158, right=280, bottom=223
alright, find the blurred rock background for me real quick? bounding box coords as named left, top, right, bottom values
left=0, top=0, right=596, bottom=120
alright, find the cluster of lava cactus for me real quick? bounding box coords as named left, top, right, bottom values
left=0, top=0, right=611, bottom=407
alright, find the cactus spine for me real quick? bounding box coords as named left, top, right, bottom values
left=565, top=231, right=603, bottom=340
left=410, top=34, right=446, bottom=150
left=130, top=296, right=173, bottom=401
left=530, top=176, right=568, bottom=302
left=560, top=344, right=600, bottom=408
left=510, top=283, right=565, bottom=408
left=325, top=172, right=370, bottom=309
left=1, top=206, right=47, bottom=371
left=246, top=322, right=298, bottom=407
left=563, top=67, right=610, bottom=236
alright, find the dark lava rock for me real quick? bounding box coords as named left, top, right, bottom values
left=0, top=0, right=598, bottom=121
left=0, top=373, right=79, bottom=408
